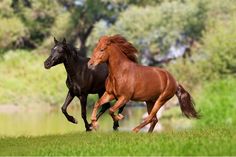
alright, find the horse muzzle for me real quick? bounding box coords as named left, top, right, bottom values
left=87, top=61, right=96, bottom=70
left=44, top=60, right=54, bottom=69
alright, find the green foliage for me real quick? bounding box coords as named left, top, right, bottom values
left=0, top=50, right=99, bottom=106
left=89, top=0, right=207, bottom=54
left=200, top=17, right=236, bottom=77
left=0, top=17, right=28, bottom=48
left=165, top=58, right=202, bottom=90
left=37, top=12, right=74, bottom=53
left=0, top=0, right=14, bottom=17
left=0, top=128, right=235, bottom=155
left=0, top=0, right=62, bottom=49
left=196, top=77, right=236, bottom=127
left=15, top=0, right=61, bottom=44
left=165, top=1, right=236, bottom=88
left=0, top=50, right=66, bottom=106
left=206, top=0, right=236, bottom=25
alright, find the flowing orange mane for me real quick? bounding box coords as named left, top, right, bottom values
left=109, top=35, right=138, bottom=63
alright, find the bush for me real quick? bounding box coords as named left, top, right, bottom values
left=0, top=17, right=28, bottom=49
left=200, top=17, right=236, bottom=77
left=0, top=50, right=66, bottom=106
left=17, top=0, right=61, bottom=45
left=0, top=0, right=14, bottom=17
left=196, top=77, right=236, bottom=127
left=89, top=0, right=207, bottom=55
left=37, top=12, right=74, bottom=53
left=166, top=3, right=236, bottom=88
left=0, top=0, right=62, bottom=49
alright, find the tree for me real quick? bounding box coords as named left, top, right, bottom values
left=55, top=0, right=142, bottom=57
left=0, top=0, right=62, bottom=49
left=0, top=0, right=29, bottom=49
left=89, top=0, right=207, bottom=64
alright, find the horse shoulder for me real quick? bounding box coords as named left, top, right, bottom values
left=105, top=74, right=114, bottom=94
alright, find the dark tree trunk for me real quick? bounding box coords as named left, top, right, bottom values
left=78, top=39, right=87, bottom=57
left=70, top=25, right=94, bottom=57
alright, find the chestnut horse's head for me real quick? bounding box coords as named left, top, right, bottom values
left=88, top=35, right=138, bottom=69
left=88, top=36, right=111, bottom=69
left=44, top=37, right=67, bottom=69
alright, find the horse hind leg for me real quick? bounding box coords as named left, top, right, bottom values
left=79, top=95, right=92, bottom=131
left=148, top=116, right=158, bottom=133
left=132, top=97, right=168, bottom=133
left=97, top=92, right=122, bottom=130
left=145, top=101, right=158, bottom=133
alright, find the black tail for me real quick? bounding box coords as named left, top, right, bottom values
left=176, top=84, right=200, bottom=119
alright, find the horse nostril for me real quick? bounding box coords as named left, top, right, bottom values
left=44, top=60, right=51, bottom=69
left=88, top=61, right=92, bottom=66
left=88, top=62, right=95, bottom=70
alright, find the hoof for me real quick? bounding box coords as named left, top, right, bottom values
left=86, top=123, right=92, bottom=132
left=117, top=114, right=124, bottom=120
left=132, top=127, right=139, bottom=133
left=86, top=128, right=92, bottom=132
left=113, top=121, right=119, bottom=131
left=91, top=121, right=99, bottom=130
left=68, top=116, right=78, bottom=124
left=113, top=127, right=119, bottom=131
left=114, top=114, right=125, bottom=122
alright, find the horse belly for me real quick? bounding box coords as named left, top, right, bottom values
left=132, top=70, right=163, bottom=101
left=132, top=85, right=162, bottom=101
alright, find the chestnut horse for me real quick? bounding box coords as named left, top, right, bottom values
left=88, top=35, right=199, bottom=133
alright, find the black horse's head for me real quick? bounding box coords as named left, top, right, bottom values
left=44, top=37, right=67, bottom=69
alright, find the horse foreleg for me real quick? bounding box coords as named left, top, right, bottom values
left=96, top=92, right=111, bottom=120
left=91, top=92, right=115, bottom=130
left=96, top=99, right=126, bottom=130
left=79, top=95, right=91, bottom=131
left=109, top=97, right=127, bottom=124
left=61, top=91, right=77, bottom=124
left=97, top=91, right=126, bottom=131
left=96, top=103, right=110, bottom=120
left=113, top=104, right=126, bottom=131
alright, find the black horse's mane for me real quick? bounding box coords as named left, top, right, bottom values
left=65, top=43, right=81, bottom=58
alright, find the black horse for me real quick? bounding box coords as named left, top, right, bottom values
left=44, top=37, right=124, bottom=131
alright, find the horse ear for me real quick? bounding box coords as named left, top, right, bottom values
left=54, top=37, right=58, bottom=44
left=62, top=38, right=66, bottom=45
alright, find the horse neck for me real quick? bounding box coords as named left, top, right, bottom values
left=107, top=46, right=134, bottom=77
left=63, top=52, right=86, bottom=80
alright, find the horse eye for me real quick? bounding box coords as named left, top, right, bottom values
left=100, top=48, right=104, bottom=52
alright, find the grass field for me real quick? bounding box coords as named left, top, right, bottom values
left=0, top=127, right=235, bottom=156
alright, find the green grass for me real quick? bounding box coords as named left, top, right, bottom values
left=195, top=77, right=236, bottom=127
left=0, top=127, right=235, bottom=156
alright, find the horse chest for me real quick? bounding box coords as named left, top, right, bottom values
left=106, top=76, right=123, bottom=96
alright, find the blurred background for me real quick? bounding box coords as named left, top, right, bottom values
left=0, top=0, right=235, bottom=136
